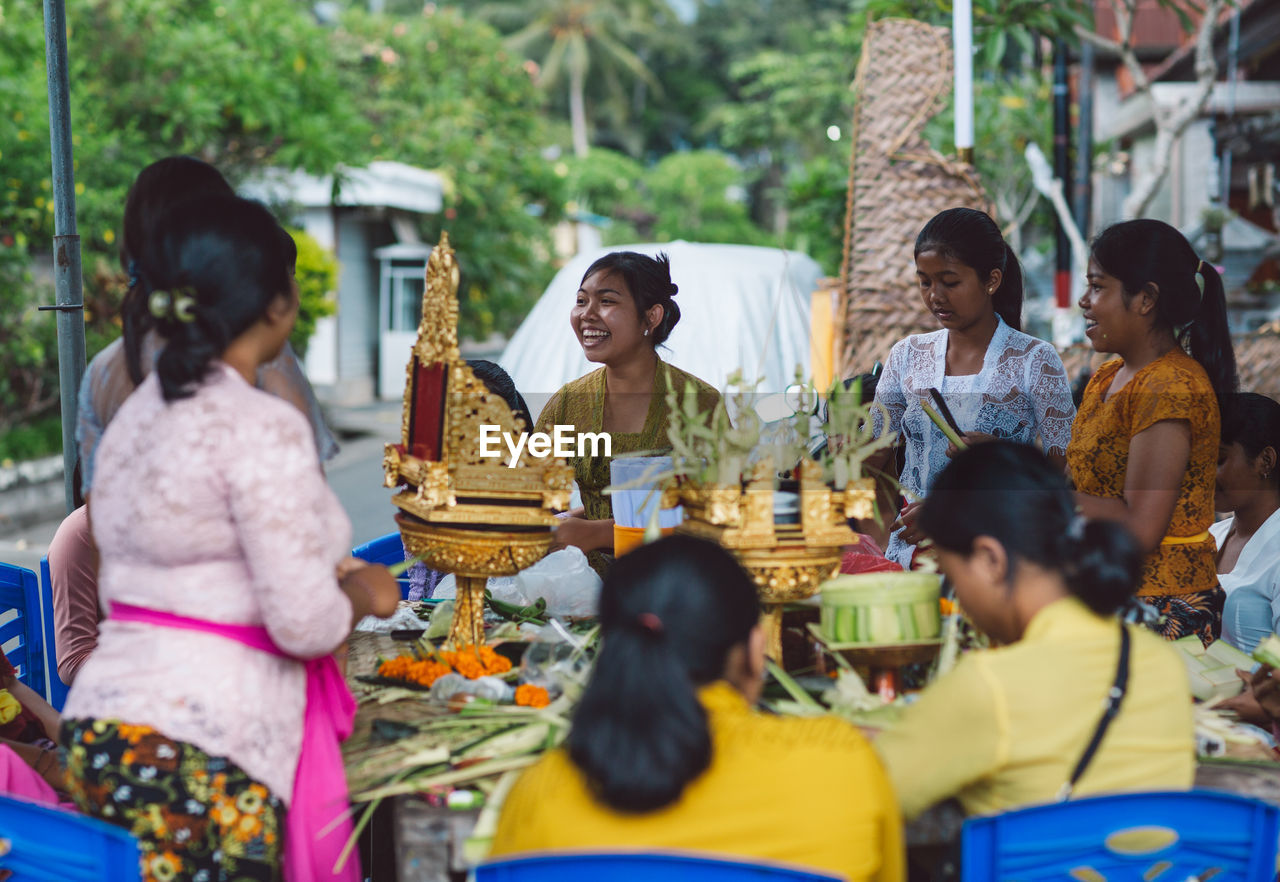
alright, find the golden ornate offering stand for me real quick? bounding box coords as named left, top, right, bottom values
left=383, top=233, right=572, bottom=648
left=672, top=460, right=874, bottom=661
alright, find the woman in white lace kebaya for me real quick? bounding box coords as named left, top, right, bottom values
left=60, top=196, right=400, bottom=882
left=870, top=208, right=1075, bottom=569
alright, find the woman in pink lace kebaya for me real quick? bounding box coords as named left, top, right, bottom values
left=60, top=195, right=400, bottom=882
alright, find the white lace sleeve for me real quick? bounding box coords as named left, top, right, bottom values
left=871, top=341, right=909, bottom=440
left=1026, top=343, right=1075, bottom=455
left=75, top=358, right=105, bottom=493
left=225, top=401, right=352, bottom=658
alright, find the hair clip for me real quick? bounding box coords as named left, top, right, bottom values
left=636, top=612, right=664, bottom=635
left=172, top=287, right=197, bottom=323
left=148, top=290, right=173, bottom=319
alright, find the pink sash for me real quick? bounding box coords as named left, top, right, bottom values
left=110, top=603, right=359, bottom=882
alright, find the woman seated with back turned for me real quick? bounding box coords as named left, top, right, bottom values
left=535, top=252, right=720, bottom=575
left=490, top=534, right=903, bottom=881
left=875, top=442, right=1194, bottom=821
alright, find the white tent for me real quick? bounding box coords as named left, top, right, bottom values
left=501, top=241, right=822, bottom=405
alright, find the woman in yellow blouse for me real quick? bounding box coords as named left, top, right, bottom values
left=876, top=442, right=1194, bottom=821
left=491, top=535, right=903, bottom=882
left=534, top=252, right=719, bottom=574
left=1068, top=219, right=1237, bottom=642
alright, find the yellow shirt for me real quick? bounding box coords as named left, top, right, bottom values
left=490, top=682, right=904, bottom=882
left=875, top=597, right=1195, bottom=820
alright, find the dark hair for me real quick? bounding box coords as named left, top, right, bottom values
left=121, top=157, right=235, bottom=385
left=567, top=535, right=759, bottom=813
left=580, top=251, right=681, bottom=345
left=918, top=442, right=1143, bottom=615
left=915, top=207, right=1024, bottom=331
left=467, top=359, right=533, bottom=430
left=138, top=195, right=294, bottom=402
left=1091, top=219, right=1238, bottom=407
left=1222, top=392, right=1280, bottom=490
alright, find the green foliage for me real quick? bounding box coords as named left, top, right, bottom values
left=783, top=151, right=849, bottom=275
left=562, top=149, right=646, bottom=217
left=0, top=416, right=63, bottom=464
left=288, top=228, right=337, bottom=359
left=477, top=0, right=674, bottom=156
left=644, top=151, right=769, bottom=245
left=0, top=241, right=59, bottom=433
left=331, top=7, right=564, bottom=337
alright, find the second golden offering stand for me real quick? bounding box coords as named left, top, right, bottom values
left=672, top=459, right=875, bottom=661
left=383, top=233, right=572, bottom=648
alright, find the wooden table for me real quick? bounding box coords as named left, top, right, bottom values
left=344, top=632, right=1280, bottom=882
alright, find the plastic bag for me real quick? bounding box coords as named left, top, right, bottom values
left=353, top=601, right=431, bottom=634
left=432, top=547, right=601, bottom=618
left=429, top=673, right=512, bottom=703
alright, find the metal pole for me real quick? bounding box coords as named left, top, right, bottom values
left=1074, top=41, right=1095, bottom=242
left=953, top=0, right=975, bottom=164
left=1220, top=8, right=1241, bottom=204
left=1052, top=40, right=1073, bottom=310
left=42, top=0, right=86, bottom=513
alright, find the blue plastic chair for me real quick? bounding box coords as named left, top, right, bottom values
left=476, top=854, right=842, bottom=881
left=38, top=557, right=69, bottom=711
left=0, top=563, right=45, bottom=694
left=352, top=531, right=412, bottom=599
left=961, top=790, right=1280, bottom=881
left=0, top=793, right=141, bottom=881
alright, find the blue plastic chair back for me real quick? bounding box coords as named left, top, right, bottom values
left=0, top=793, right=141, bottom=881
left=38, top=557, right=69, bottom=711
left=0, top=563, right=45, bottom=694
left=352, top=531, right=412, bottom=599
left=961, top=789, right=1280, bottom=882
left=477, top=853, right=842, bottom=881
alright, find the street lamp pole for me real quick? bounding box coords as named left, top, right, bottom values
left=42, top=0, right=86, bottom=513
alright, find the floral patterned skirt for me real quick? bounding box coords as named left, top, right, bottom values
left=1139, top=586, right=1226, bottom=646
left=61, top=718, right=283, bottom=882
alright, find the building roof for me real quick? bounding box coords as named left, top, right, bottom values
left=241, top=161, right=445, bottom=214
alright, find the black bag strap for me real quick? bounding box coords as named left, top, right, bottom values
left=1059, top=623, right=1131, bottom=801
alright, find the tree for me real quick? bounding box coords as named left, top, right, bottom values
left=477, top=0, right=665, bottom=157
left=331, top=7, right=566, bottom=337
left=644, top=151, right=768, bottom=245
left=1075, top=0, right=1227, bottom=218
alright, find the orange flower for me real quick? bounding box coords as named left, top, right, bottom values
left=117, top=723, right=151, bottom=743
left=514, top=684, right=550, bottom=708
left=234, top=812, right=263, bottom=843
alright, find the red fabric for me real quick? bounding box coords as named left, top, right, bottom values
left=840, top=534, right=902, bottom=576
left=409, top=360, right=446, bottom=462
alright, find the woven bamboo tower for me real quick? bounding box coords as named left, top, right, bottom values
left=833, top=18, right=992, bottom=377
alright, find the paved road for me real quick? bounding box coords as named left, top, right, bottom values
left=0, top=430, right=401, bottom=575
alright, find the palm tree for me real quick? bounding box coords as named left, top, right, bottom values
left=478, top=0, right=664, bottom=157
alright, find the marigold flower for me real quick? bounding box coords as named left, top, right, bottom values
left=514, top=684, right=550, bottom=708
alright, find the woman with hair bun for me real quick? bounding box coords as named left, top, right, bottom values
left=51, top=155, right=337, bottom=688
left=535, top=251, right=720, bottom=574
left=876, top=442, right=1194, bottom=821
left=868, top=207, right=1075, bottom=568
left=61, top=194, right=401, bottom=882
left=491, top=535, right=903, bottom=881
left=1069, top=219, right=1238, bottom=642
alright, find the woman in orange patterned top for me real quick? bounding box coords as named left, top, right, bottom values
left=1068, top=219, right=1237, bottom=643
